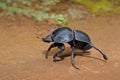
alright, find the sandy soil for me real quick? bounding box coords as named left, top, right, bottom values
left=0, top=14, right=120, bottom=80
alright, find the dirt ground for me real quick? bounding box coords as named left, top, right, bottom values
left=0, top=14, right=120, bottom=80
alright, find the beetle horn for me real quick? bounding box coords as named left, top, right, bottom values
left=90, top=44, right=108, bottom=60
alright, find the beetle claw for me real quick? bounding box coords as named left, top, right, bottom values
left=72, top=63, right=80, bottom=70
left=103, top=54, right=108, bottom=60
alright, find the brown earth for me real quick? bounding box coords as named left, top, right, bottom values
left=0, top=14, right=120, bottom=80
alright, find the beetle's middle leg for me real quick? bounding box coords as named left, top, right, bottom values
left=53, top=43, right=65, bottom=61
left=71, top=47, right=79, bottom=69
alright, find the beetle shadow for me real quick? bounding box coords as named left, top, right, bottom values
left=60, top=51, right=105, bottom=62
left=43, top=47, right=105, bottom=62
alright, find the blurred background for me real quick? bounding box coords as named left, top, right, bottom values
left=0, top=0, right=120, bottom=25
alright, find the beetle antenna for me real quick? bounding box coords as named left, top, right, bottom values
left=90, top=44, right=108, bottom=60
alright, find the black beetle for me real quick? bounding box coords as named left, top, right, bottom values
left=43, top=27, right=108, bottom=69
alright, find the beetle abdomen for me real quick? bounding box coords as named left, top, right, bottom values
left=74, top=41, right=87, bottom=49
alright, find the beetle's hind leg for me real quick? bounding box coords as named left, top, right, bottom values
left=88, top=44, right=108, bottom=60
left=82, top=43, right=108, bottom=60
left=53, top=43, right=65, bottom=62
left=46, top=43, right=58, bottom=59
left=92, top=45, right=108, bottom=60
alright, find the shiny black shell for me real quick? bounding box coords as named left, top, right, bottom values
left=74, top=30, right=91, bottom=43
left=52, top=27, right=73, bottom=43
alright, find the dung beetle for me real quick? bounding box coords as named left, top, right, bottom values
left=43, top=27, right=108, bottom=69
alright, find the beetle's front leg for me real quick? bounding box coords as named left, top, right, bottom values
left=53, top=43, right=65, bottom=61
left=46, top=43, right=58, bottom=59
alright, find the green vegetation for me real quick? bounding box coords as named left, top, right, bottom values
left=0, top=0, right=120, bottom=25
left=0, top=0, right=67, bottom=25
left=71, top=0, right=120, bottom=14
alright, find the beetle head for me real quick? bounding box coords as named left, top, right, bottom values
left=42, top=34, right=53, bottom=42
